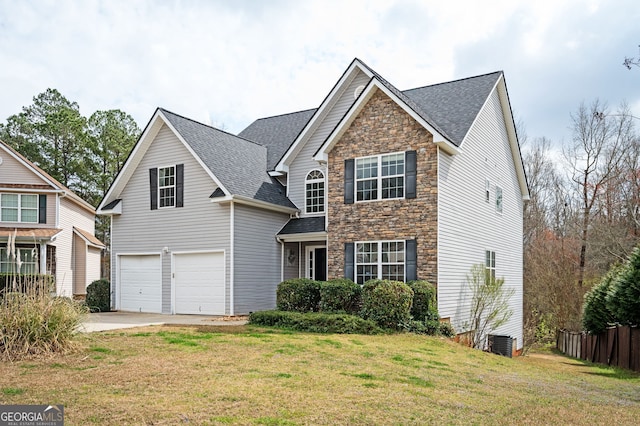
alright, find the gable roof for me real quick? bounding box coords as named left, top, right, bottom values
left=0, top=139, right=96, bottom=214
left=238, top=109, right=317, bottom=170
left=98, top=109, right=296, bottom=213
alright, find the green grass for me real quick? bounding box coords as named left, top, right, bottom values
left=0, top=324, right=638, bottom=425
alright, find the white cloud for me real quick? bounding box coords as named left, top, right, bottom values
left=0, top=0, right=638, bottom=142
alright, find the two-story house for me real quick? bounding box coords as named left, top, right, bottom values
left=0, top=140, right=104, bottom=296
left=98, top=59, right=528, bottom=349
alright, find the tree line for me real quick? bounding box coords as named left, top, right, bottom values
left=0, top=89, right=141, bottom=260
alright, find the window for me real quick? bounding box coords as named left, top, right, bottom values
left=356, top=153, right=404, bottom=201
left=158, top=166, right=175, bottom=208
left=355, top=241, right=405, bottom=284
left=485, top=250, right=496, bottom=280
left=496, top=186, right=503, bottom=213
left=0, top=246, right=38, bottom=274
left=485, top=179, right=490, bottom=203
left=305, top=170, right=325, bottom=214
left=1, top=194, right=38, bottom=223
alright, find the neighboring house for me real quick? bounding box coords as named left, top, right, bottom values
left=0, top=140, right=104, bottom=296
left=98, top=58, right=528, bottom=350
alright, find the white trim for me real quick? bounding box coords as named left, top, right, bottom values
left=229, top=201, right=235, bottom=316
left=0, top=143, right=61, bottom=189
left=72, top=228, right=104, bottom=249
left=211, top=194, right=299, bottom=214
left=0, top=193, right=39, bottom=224
left=170, top=249, right=226, bottom=315
left=305, top=245, right=326, bottom=280
left=156, top=164, right=177, bottom=209
left=115, top=252, right=162, bottom=312
left=277, top=231, right=327, bottom=243
left=353, top=152, right=406, bottom=203
left=97, top=200, right=122, bottom=215
left=354, top=240, right=406, bottom=284
left=275, top=59, right=375, bottom=173
left=314, top=80, right=454, bottom=162
left=304, top=169, right=326, bottom=215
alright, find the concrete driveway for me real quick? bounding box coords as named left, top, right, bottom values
left=80, top=311, right=248, bottom=332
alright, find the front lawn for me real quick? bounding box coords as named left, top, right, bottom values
left=1, top=325, right=638, bottom=425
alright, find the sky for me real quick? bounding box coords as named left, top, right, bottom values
left=0, top=0, right=638, bottom=149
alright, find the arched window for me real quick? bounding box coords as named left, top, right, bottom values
left=305, top=169, right=325, bottom=214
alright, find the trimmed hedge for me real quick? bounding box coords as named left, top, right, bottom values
left=86, top=279, right=111, bottom=313
left=319, top=279, right=362, bottom=314
left=407, top=280, right=438, bottom=322
left=276, top=278, right=321, bottom=312
left=249, top=310, right=382, bottom=334
left=360, top=279, right=413, bottom=330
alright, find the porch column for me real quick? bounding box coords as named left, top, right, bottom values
left=39, top=243, right=47, bottom=274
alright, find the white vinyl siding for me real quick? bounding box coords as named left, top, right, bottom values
left=438, top=88, right=524, bottom=350
left=0, top=149, right=47, bottom=185
left=110, top=124, right=231, bottom=314
left=288, top=71, right=371, bottom=215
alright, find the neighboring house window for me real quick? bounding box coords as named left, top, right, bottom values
left=355, top=153, right=405, bottom=201
left=485, top=179, right=490, bottom=203
left=355, top=240, right=405, bottom=284
left=496, top=186, right=503, bottom=213
left=0, top=246, right=38, bottom=274
left=0, top=194, right=38, bottom=223
left=485, top=250, right=496, bottom=280
left=158, top=166, right=175, bottom=208
left=305, top=170, right=325, bottom=214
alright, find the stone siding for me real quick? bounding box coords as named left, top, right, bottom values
left=327, top=89, right=438, bottom=284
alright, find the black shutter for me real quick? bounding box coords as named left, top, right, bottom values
left=149, top=168, right=158, bottom=210
left=38, top=194, right=47, bottom=224
left=405, top=150, right=417, bottom=199
left=175, top=164, right=184, bottom=208
left=344, top=242, right=355, bottom=281
left=406, top=239, right=417, bottom=281
left=344, top=159, right=354, bottom=204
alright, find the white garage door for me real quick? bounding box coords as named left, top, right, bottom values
left=174, top=252, right=225, bottom=315
left=119, top=255, right=162, bottom=313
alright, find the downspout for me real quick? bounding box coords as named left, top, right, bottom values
left=276, top=235, right=284, bottom=282
left=229, top=201, right=235, bottom=316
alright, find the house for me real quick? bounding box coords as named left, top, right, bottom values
left=0, top=140, right=104, bottom=296
left=98, top=58, right=528, bottom=350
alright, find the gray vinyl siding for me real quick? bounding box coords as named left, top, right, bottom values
left=233, top=203, right=289, bottom=314
left=110, top=124, right=231, bottom=314
left=288, top=71, right=371, bottom=215
left=437, top=88, right=524, bottom=349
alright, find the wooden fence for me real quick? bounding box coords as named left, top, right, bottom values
left=557, top=325, right=640, bottom=372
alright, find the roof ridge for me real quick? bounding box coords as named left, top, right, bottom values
left=159, top=107, right=266, bottom=149
left=403, top=71, right=503, bottom=92
left=249, top=107, right=318, bottom=123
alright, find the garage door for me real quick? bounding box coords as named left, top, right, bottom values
left=174, top=252, right=225, bottom=315
left=119, top=255, right=162, bottom=313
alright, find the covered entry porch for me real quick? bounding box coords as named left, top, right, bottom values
left=277, top=217, right=327, bottom=282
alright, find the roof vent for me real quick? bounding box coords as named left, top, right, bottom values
left=354, top=85, right=365, bottom=100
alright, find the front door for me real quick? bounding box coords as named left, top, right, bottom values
left=306, top=246, right=327, bottom=281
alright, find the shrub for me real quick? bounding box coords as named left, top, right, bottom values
left=249, top=310, right=381, bottom=334
left=0, top=278, right=88, bottom=361
left=319, top=279, right=362, bottom=314
left=583, top=266, right=620, bottom=334
left=407, top=280, right=438, bottom=322
left=276, top=278, right=321, bottom=312
left=86, top=279, right=111, bottom=313
left=360, top=280, right=413, bottom=330
left=438, top=321, right=456, bottom=338
left=607, top=247, right=640, bottom=326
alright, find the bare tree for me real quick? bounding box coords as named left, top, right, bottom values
left=623, top=45, right=640, bottom=70
left=564, top=100, right=633, bottom=287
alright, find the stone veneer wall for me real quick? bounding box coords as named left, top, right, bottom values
left=327, top=89, right=438, bottom=284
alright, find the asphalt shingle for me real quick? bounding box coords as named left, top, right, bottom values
left=277, top=217, right=326, bottom=235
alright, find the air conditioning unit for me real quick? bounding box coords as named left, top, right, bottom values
left=488, top=334, right=513, bottom=358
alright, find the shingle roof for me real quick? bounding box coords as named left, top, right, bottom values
left=238, top=109, right=317, bottom=170
left=403, top=71, right=502, bottom=146
left=277, top=217, right=326, bottom=235
left=160, top=109, right=296, bottom=209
